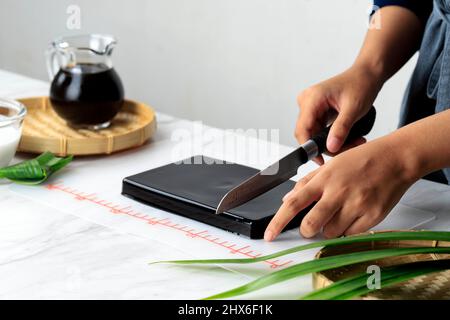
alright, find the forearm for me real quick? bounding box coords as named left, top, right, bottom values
left=387, top=110, right=450, bottom=181
left=352, top=6, right=424, bottom=86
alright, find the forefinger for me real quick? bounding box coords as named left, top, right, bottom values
left=295, top=106, right=322, bottom=144
left=264, top=183, right=321, bottom=242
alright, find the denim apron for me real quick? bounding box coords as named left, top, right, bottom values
left=400, top=0, right=450, bottom=184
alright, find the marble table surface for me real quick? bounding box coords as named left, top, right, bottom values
left=1, top=69, right=450, bottom=300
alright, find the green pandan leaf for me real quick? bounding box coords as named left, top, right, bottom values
left=300, top=261, right=450, bottom=300
left=153, top=231, right=450, bottom=300
left=151, top=231, right=450, bottom=266
left=203, top=246, right=450, bottom=300
left=0, top=151, right=73, bottom=185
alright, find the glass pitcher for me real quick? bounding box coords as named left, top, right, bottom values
left=46, top=34, right=124, bottom=130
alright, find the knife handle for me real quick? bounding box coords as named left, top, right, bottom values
left=310, top=106, right=376, bottom=155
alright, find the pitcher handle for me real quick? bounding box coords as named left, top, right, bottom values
left=45, top=46, right=60, bottom=81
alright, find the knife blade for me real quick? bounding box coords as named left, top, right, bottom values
left=215, top=106, right=376, bottom=215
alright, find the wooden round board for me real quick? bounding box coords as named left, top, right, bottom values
left=313, top=230, right=450, bottom=300
left=17, top=97, right=156, bottom=156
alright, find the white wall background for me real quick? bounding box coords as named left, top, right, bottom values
left=0, top=0, right=417, bottom=146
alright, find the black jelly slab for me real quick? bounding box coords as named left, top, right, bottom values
left=122, top=155, right=309, bottom=239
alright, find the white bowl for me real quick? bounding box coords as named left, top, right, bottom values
left=0, top=98, right=27, bottom=168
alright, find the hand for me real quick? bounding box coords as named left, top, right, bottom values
left=295, top=66, right=383, bottom=164
left=264, top=135, right=418, bottom=241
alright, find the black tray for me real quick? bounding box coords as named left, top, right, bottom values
left=122, top=155, right=309, bottom=239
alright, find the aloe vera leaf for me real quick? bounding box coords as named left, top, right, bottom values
left=332, top=265, right=447, bottom=300
left=204, top=247, right=450, bottom=300
left=151, top=231, right=450, bottom=265
left=300, top=262, right=449, bottom=300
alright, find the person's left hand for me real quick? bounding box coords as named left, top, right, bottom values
left=264, top=135, right=419, bottom=241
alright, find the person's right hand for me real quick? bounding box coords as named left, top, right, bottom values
left=295, top=66, right=383, bottom=165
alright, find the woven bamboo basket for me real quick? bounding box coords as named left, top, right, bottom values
left=313, top=230, right=450, bottom=300
left=17, top=97, right=156, bottom=156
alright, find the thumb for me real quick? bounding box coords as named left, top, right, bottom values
left=326, top=110, right=356, bottom=153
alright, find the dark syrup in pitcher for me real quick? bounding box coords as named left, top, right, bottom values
left=50, top=63, right=124, bottom=127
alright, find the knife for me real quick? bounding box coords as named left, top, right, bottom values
left=215, top=106, right=376, bottom=215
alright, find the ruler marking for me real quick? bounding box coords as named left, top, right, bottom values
left=44, top=183, right=293, bottom=269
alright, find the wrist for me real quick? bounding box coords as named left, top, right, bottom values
left=349, top=61, right=387, bottom=91
left=383, top=130, right=429, bottom=183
